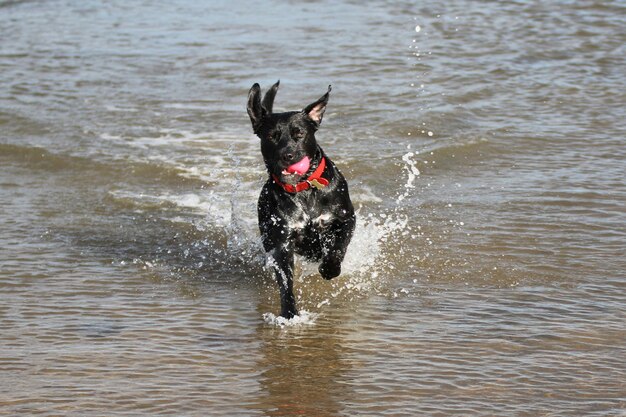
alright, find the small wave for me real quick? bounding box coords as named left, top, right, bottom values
left=350, top=185, right=383, bottom=203
left=104, top=105, right=138, bottom=113
left=161, top=102, right=213, bottom=110
left=0, top=142, right=109, bottom=173
left=422, top=135, right=490, bottom=166
left=99, top=129, right=253, bottom=149
left=99, top=130, right=266, bottom=185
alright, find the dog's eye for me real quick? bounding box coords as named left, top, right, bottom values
left=268, top=131, right=280, bottom=142
left=291, top=128, right=304, bottom=139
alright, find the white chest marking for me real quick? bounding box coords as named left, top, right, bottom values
left=313, top=213, right=333, bottom=224
left=287, top=212, right=334, bottom=230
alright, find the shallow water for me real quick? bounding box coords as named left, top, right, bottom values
left=1, top=0, right=625, bottom=415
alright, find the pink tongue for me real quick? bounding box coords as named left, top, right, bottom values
left=285, top=156, right=311, bottom=175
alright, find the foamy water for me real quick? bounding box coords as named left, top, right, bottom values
left=262, top=310, right=319, bottom=328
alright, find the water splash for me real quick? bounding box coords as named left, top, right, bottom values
left=262, top=310, right=318, bottom=327
left=396, top=151, right=421, bottom=203
left=226, top=144, right=265, bottom=265
left=104, top=130, right=423, bottom=320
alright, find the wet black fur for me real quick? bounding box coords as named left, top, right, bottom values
left=247, top=81, right=356, bottom=319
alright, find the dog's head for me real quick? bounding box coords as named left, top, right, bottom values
left=247, top=81, right=331, bottom=184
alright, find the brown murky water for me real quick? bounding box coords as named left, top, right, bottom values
left=1, top=0, right=625, bottom=415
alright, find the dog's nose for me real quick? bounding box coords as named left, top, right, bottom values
left=284, top=153, right=294, bottom=161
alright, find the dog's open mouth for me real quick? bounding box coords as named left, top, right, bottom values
left=281, top=156, right=310, bottom=176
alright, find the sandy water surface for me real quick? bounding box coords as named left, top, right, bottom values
left=1, top=0, right=625, bottom=415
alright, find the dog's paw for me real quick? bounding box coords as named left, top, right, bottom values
left=280, top=310, right=298, bottom=320
left=319, top=259, right=341, bottom=280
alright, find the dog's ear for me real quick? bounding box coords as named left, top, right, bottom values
left=262, top=80, right=280, bottom=115
left=247, top=83, right=264, bottom=133
left=303, top=85, right=331, bottom=126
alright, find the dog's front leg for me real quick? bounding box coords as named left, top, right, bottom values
left=319, top=213, right=356, bottom=280
left=267, top=246, right=298, bottom=319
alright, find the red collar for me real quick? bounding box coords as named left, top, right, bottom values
left=271, top=157, right=330, bottom=193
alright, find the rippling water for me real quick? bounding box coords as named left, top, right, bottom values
left=1, top=0, right=625, bottom=415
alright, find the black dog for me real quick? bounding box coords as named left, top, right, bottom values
left=247, top=81, right=356, bottom=319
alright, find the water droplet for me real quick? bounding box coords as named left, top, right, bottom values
left=415, top=25, right=421, bottom=33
